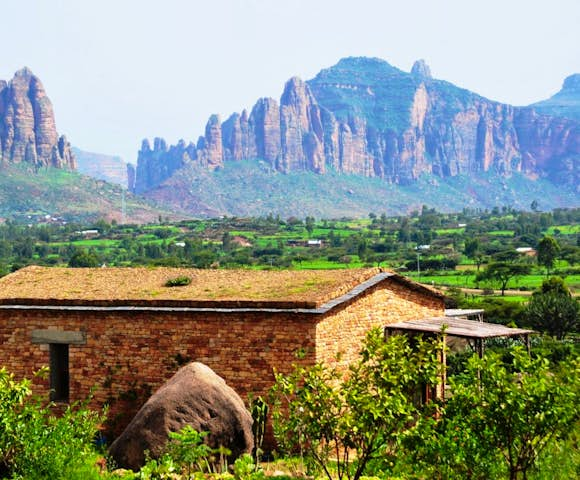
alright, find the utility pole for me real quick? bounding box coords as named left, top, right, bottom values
left=121, top=189, right=126, bottom=225
left=417, top=251, right=421, bottom=280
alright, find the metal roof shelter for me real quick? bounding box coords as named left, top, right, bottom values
left=445, top=308, right=484, bottom=322
left=385, top=316, right=535, bottom=357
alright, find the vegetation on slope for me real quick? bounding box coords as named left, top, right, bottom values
left=148, top=158, right=578, bottom=218
left=0, top=163, right=185, bottom=223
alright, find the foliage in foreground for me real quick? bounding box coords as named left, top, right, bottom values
left=0, top=367, right=105, bottom=480
left=405, top=348, right=580, bottom=480
left=270, top=329, right=444, bottom=480
left=270, top=330, right=579, bottom=480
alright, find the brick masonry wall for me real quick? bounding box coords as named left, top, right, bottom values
left=0, top=308, right=316, bottom=437
left=316, top=279, right=444, bottom=368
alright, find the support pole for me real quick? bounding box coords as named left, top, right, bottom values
left=524, top=334, right=531, bottom=356
left=476, top=338, right=485, bottom=358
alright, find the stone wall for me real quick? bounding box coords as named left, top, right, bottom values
left=0, top=308, right=316, bottom=436
left=316, top=279, right=444, bottom=369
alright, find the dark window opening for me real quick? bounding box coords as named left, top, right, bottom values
left=49, top=344, right=69, bottom=402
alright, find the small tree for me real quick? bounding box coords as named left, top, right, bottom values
left=407, top=349, right=580, bottom=480
left=305, top=216, right=315, bottom=236
left=464, top=237, right=484, bottom=270
left=476, top=262, right=530, bottom=296
left=270, top=329, right=443, bottom=480
left=537, top=236, right=560, bottom=276
left=446, top=349, right=579, bottom=480
left=525, top=279, right=579, bottom=339
left=68, top=248, right=100, bottom=268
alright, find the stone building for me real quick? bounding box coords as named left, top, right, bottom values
left=0, top=266, right=445, bottom=435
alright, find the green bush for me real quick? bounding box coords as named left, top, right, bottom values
left=405, top=348, right=580, bottom=480
left=164, top=276, right=192, bottom=287
left=0, top=367, right=105, bottom=480
left=270, top=329, right=444, bottom=480
left=164, top=425, right=230, bottom=478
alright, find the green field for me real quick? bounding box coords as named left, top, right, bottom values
left=410, top=271, right=580, bottom=295
left=546, top=224, right=580, bottom=235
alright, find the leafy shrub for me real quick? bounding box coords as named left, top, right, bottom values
left=164, top=276, right=192, bottom=287
left=233, top=453, right=265, bottom=480
left=270, top=329, right=444, bottom=480
left=133, top=453, right=177, bottom=479
left=405, top=348, right=580, bottom=480
left=0, top=367, right=105, bottom=480
left=165, top=425, right=230, bottom=478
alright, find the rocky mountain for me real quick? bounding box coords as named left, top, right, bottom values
left=74, top=147, right=129, bottom=186
left=132, top=57, right=580, bottom=210
left=0, top=68, right=75, bottom=169
left=0, top=68, right=184, bottom=223
left=530, top=74, right=580, bottom=122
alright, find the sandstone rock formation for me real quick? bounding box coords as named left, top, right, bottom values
left=0, top=68, right=75, bottom=169
left=531, top=73, right=580, bottom=122
left=108, top=362, right=253, bottom=471
left=131, top=57, right=580, bottom=195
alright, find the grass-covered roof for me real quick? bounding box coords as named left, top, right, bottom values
left=0, top=266, right=390, bottom=309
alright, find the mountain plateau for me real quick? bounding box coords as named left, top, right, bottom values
left=131, top=57, right=580, bottom=217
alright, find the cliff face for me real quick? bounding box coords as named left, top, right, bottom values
left=531, top=74, right=580, bottom=122
left=132, top=57, right=580, bottom=194
left=0, top=68, right=75, bottom=169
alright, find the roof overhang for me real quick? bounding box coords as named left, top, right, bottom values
left=445, top=308, right=485, bottom=318
left=384, top=316, right=535, bottom=339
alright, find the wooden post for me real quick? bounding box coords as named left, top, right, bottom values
left=524, top=334, right=531, bottom=356
left=476, top=338, right=485, bottom=358
left=440, top=333, right=447, bottom=401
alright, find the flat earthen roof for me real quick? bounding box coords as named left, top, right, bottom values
left=0, top=266, right=398, bottom=309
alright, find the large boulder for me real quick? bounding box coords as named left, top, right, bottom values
left=108, top=362, right=254, bottom=471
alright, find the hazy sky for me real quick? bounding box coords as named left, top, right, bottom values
left=1, top=0, right=579, bottom=164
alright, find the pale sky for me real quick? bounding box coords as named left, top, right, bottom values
left=1, top=0, right=579, bottom=164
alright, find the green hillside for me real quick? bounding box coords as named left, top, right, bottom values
left=148, top=158, right=578, bottom=218
left=0, top=164, right=186, bottom=223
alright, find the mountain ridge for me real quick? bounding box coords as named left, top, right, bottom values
left=131, top=57, right=580, bottom=216
left=0, top=68, right=184, bottom=223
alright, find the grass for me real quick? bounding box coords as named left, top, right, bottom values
left=412, top=270, right=580, bottom=296
left=51, top=239, right=120, bottom=248
left=546, top=224, right=580, bottom=235
left=0, top=265, right=381, bottom=305
left=488, top=230, right=515, bottom=237
left=435, top=227, right=466, bottom=235
left=293, top=258, right=365, bottom=269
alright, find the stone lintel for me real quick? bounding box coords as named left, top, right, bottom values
left=31, top=329, right=86, bottom=345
